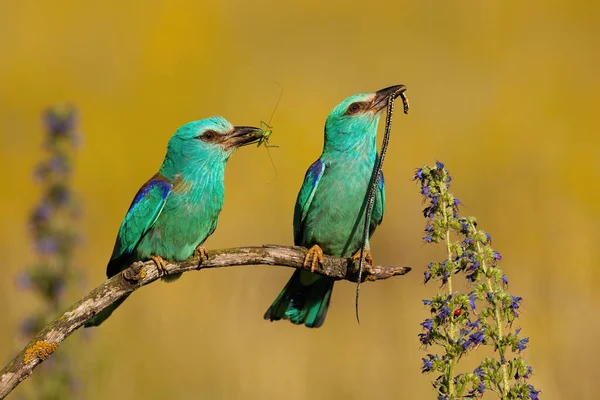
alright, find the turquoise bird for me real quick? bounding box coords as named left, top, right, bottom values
left=264, top=85, right=403, bottom=328
left=85, top=117, right=262, bottom=327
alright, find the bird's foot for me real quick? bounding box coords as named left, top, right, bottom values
left=194, top=246, right=209, bottom=265
left=150, top=255, right=168, bottom=276
left=352, top=248, right=373, bottom=266
left=303, top=244, right=324, bottom=273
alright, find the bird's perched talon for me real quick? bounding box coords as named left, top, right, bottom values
left=194, top=246, right=209, bottom=265
left=352, top=249, right=373, bottom=266
left=150, top=255, right=168, bottom=276
left=303, top=244, right=324, bottom=273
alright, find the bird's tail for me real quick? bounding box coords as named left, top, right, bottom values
left=264, top=269, right=334, bottom=328
left=84, top=294, right=130, bottom=328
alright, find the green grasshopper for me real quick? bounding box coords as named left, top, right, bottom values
left=256, top=83, right=283, bottom=180
left=256, top=120, right=278, bottom=149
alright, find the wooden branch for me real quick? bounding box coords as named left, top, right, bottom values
left=0, top=245, right=410, bottom=399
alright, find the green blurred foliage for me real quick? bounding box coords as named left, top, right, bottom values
left=1, top=1, right=598, bottom=399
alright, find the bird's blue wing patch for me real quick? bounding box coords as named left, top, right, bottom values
left=110, top=174, right=173, bottom=262
left=293, top=159, right=325, bottom=245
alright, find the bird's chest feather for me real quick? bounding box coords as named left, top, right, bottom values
left=137, top=180, right=224, bottom=261
left=303, top=160, right=372, bottom=257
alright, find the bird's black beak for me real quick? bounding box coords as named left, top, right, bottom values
left=224, top=125, right=262, bottom=149
left=371, top=84, right=407, bottom=112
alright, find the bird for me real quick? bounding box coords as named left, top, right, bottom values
left=264, top=85, right=403, bottom=328
left=85, top=117, right=262, bottom=327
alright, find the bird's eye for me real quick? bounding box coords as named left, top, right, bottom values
left=201, top=130, right=217, bottom=140
left=347, top=102, right=361, bottom=115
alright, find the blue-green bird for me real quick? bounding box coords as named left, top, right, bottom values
left=264, top=85, right=403, bottom=328
left=85, top=117, right=262, bottom=327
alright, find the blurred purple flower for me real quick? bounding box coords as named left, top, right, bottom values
left=16, top=272, right=32, bottom=290
left=36, top=237, right=59, bottom=255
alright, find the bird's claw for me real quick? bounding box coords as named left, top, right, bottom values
left=194, top=246, right=209, bottom=265
left=150, top=255, right=168, bottom=276
left=352, top=249, right=373, bottom=266
left=303, top=244, right=324, bottom=273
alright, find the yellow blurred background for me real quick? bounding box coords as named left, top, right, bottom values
left=1, top=1, right=599, bottom=398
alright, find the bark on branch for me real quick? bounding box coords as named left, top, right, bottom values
left=0, top=244, right=410, bottom=399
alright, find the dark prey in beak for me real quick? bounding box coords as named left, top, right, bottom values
left=371, top=84, right=408, bottom=112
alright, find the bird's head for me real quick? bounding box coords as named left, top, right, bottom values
left=323, top=85, right=405, bottom=153
left=161, top=117, right=261, bottom=176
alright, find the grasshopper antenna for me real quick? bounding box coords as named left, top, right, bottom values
left=259, top=82, right=283, bottom=183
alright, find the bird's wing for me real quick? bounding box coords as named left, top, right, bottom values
left=293, top=159, right=325, bottom=245
left=107, top=173, right=173, bottom=276
left=369, top=170, right=385, bottom=236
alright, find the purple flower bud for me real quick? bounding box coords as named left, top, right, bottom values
left=528, top=385, right=540, bottom=400
left=422, top=186, right=429, bottom=195
left=467, top=319, right=480, bottom=329
left=419, top=331, right=431, bottom=345
left=436, top=161, right=444, bottom=170
left=421, top=319, right=433, bottom=330
left=463, top=331, right=485, bottom=350
left=414, top=168, right=424, bottom=181
left=421, top=357, right=434, bottom=373
left=517, top=337, right=529, bottom=352
left=493, top=251, right=502, bottom=260
left=469, top=294, right=477, bottom=310
left=485, top=233, right=492, bottom=243
left=437, top=306, right=450, bottom=321
left=511, top=296, right=523, bottom=311
left=424, top=270, right=432, bottom=283
left=422, top=299, right=432, bottom=306
left=453, top=198, right=460, bottom=206
left=474, top=367, right=485, bottom=379
left=502, top=275, right=508, bottom=286
left=424, top=235, right=433, bottom=243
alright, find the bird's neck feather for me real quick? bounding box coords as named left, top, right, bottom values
left=159, top=152, right=226, bottom=188
left=321, top=133, right=378, bottom=165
